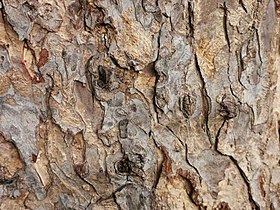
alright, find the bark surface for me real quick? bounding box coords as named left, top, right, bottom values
left=0, top=0, right=279, bottom=209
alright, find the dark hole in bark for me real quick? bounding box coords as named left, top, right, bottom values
left=32, top=154, right=37, bottom=163
left=117, top=157, right=132, bottom=174
left=22, top=1, right=36, bottom=12
left=97, top=66, right=112, bottom=88
left=74, top=164, right=88, bottom=178
left=119, top=119, right=129, bottom=138
left=217, top=201, right=231, bottom=210
left=219, top=100, right=238, bottom=120
left=180, top=94, right=196, bottom=118
left=130, top=104, right=137, bottom=112
left=0, top=175, right=18, bottom=185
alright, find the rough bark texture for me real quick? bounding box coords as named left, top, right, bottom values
left=0, top=0, right=279, bottom=209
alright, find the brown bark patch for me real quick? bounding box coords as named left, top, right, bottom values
left=275, top=0, right=280, bottom=17
left=37, top=49, right=49, bottom=68
left=0, top=134, right=24, bottom=180
left=217, top=201, right=231, bottom=210
left=259, top=172, right=266, bottom=198
left=74, top=163, right=89, bottom=178
left=162, top=148, right=173, bottom=175
left=177, top=168, right=200, bottom=206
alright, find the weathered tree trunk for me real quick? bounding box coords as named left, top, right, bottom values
left=0, top=0, right=279, bottom=209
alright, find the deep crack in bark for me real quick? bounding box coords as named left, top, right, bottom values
left=221, top=2, right=231, bottom=52
left=194, top=54, right=213, bottom=146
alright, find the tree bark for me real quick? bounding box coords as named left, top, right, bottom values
left=0, top=0, right=279, bottom=209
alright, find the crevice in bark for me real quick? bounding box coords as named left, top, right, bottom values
left=239, top=0, right=248, bottom=13
left=213, top=91, right=259, bottom=209
left=0, top=1, right=5, bottom=18
left=23, top=192, right=30, bottom=209
left=23, top=39, right=37, bottom=63
left=85, top=55, right=96, bottom=104
left=227, top=53, right=242, bottom=104
left=228, top=155, right=261, bottom=210
left=226, top=54, right=236, bottom=102
left=133, top=83, right=151, bottom=107
left=245, top=102, right=255, bottom=129
left=188, top=1, right=194, bottom=38
left=178, top=173, right=198, bottom=207
left=155, top=22, right=163, bottom=62
left=85, top=1, right=108, bottom=32
left=152, top=154, right=163, bottom=190
left=132, top=0, right=145, bottom=29
left=215, top=146, right=260, bottom=210
left=109, top=55, right=129, bottom=71
left=79, top=0, right=87, bottom=31
left=253, top=26, right=263, bottom=76
left=74, top=166, right=101, bottom=198
left=221, top=2, right=231, bottom=52
left=152, top=96, right=161, bottom=124
left=150, top=131, right=164, bottom=191
left=166, top=126, right=184, bottom=147
left=214, top=119, right=227, bottom=151
left=45, top=74, right=54, bottom=120
left=112, top=192, right=122, bottom=210
left=152, top=23, right=164, bottom=124
left=140, top=0, right=146, bottom=13
left=185, top=145, right=202, bottom=183
left=0, top=174, right=18, bottom=185
left=236, top=50, right=247, bottom=90
left=85, top=198, right=93, bottom=210
left=270, top=202, right=276, bottom=210
left=229, top=85, right=242, bottom=106
left=169, top=15, right=175, bottom=32
left=96, top=183, right=132, bottom=205
left=22, top=39, right=45, bottom=83
left=116, top=153, right=145, bottom=179
left=194, top=54, right=212, bottom=146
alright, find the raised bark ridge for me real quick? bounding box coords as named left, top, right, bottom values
left=0, top=0, right=279, bottom=209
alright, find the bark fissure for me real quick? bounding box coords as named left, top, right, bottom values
left=45, top=74, right=54, bottom=120
left=185, top=145, right=202, bottom=182
left=215, top=137, right=261, bottom=210
left=152, top=156, right=163, bottom=190
left=236, top=50, right=247, bottom=89
left=152, top=23, right=164, bottom=124
left=188, top=1, right=194, bottom=38
left=228, top=155, right=261, bottom=210
left=85, top=56, right=96, bottom=103
left=214, top=119, right=227, bottom=151
left=239, top=0, right=248, bottom=13
left=194, top=54, right=212, bottom=146
left=166, top=126, right=184, bottom=147
left=96, top=183, right=132, bottom=204
left=254, top=26, right=263, bottom=76
left=178, top=173, right=198, bottom=207
left=74, top=166, right=101, bottom=198
left=221, top=2, right=231, bottom=52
